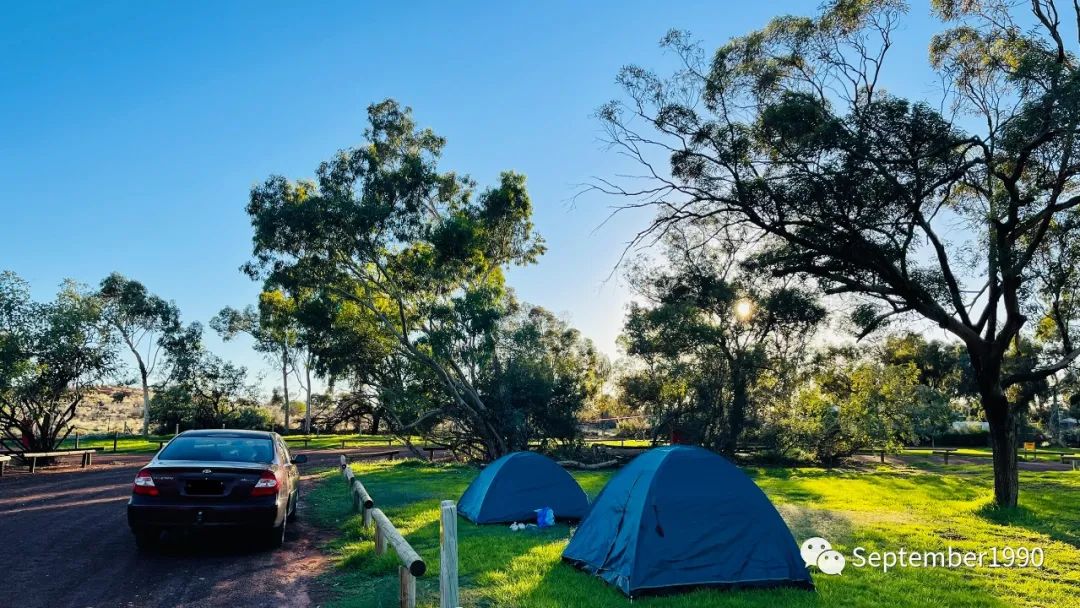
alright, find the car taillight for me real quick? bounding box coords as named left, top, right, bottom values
left=133, top=469, right=158, bottom=496
left=250, top=470, right=280, bottom=497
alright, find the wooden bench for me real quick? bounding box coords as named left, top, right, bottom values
left=1062, top=454, right=1079, bottom=470
left=15, top=449, right=97, bottom=473
left=419, top=445, right=448, bottom=461
left=932, top=448, right=958, bottom=464
left=0, top=454, right=9, bottom=477
left=857, top=447, right=888, bottom=463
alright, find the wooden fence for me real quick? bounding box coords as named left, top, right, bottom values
left=340, top=455, right=460, bottom=608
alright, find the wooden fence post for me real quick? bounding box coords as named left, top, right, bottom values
left=440, top=500, right=459, bottom=608
left=113, top=431, right=118, bottom=453
left=375, top=523, right=387, bottom=555
left=74, top=432, right=79, bottom=449
left=399, top=565, right=416, bottom=608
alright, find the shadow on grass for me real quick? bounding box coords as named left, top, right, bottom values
left=975, top=493, right=1080, bottom=549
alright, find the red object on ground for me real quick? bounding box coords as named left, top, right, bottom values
left=670, top=429, right=690, bottom=445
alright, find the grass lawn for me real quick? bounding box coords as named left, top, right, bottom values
left=56, top=434, right=174, bottom=453
left=53, top=433, right=423, bottom=454
left=306, top=458, right=1080, bottom=608
left=901, top=446, right=1077, bottom=462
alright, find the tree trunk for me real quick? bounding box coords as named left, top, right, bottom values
left=303, top=363, right=312, bottom=435
left=281, top=346, right=291, bottom=435
left=369, top=409, right=382, bottom=435
left=983, top=393, right=1019, bottom=508
left=140, top=377, right=151, bottom=437
left=720, top=365, right=747, bottom=456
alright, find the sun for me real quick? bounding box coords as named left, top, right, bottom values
left=734, top=299, right=754, bottom=322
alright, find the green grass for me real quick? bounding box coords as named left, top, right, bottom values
left=53, top=433, right=423, bottom=454
left=57, top=434, right=173, bottom=453
left=282, top=434, right=425, bottom=450
left=900, top=447, right=1077, bottom=462
left=307, top=458, right=1080, bottom=608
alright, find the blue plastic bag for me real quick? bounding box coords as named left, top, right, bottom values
left=535, top=507, right=555, bottom=528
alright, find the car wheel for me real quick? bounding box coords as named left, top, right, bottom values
left=287, top=491, right=299, bottom=522
left=265, top=518, right=286, bottom=549
left=133, top=526, right=160, bottom=550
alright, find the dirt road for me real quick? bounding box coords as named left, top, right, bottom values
left=0, top=448, right=371, bottom=608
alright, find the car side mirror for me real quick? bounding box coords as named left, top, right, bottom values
left=291, top=454, right=308, bottom=464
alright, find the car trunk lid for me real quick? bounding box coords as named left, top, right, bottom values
left=146, top=461, right=275, bottom=499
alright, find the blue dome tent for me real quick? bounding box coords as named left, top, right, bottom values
left=562, top=446, right=812, bottom=596
left=458, top=451, right=590, bottom=524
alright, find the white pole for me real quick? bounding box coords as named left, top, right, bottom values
left=439, top=500, right=459, bottom=608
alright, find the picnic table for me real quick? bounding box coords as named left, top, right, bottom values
left=419, top=445, right=448, bottom=461
left=1061, top=454, right=1079, bottom=470
left=7, top=449, right=97, bottom=473
left=857, top=447, right=888, bottom=463
left=931, top=447, right=958, bottom=464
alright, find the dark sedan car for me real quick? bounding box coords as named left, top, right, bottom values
left=127, top=429, right=307, bottom=549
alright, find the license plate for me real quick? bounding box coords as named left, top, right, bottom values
left=186, top=479, right=225, bottom=495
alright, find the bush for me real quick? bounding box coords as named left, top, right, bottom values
left=930, top=431, right=990, bottom=447
left=613, top=417, right=651, bottom=439
left=226, top=406, right=274, bottom=430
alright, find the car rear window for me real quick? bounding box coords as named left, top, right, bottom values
left=158, top=436, right=274, bottom=463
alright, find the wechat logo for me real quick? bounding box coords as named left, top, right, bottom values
left=801, top=537, right=846, bottom=575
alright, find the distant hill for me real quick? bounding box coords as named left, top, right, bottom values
left=72, top=385, right=146, bottom=434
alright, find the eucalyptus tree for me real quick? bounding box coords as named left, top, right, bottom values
left=212, top=289, right=308, bottom=432
left=620, top=231, right=824, bottom=454
left=0, top=272, right=116, bottom=451
left=96, top=273, right=180, bottom=435
left=151, top=320, right=261, bottom=431
left=597, top=0, right=1080, bottom=506
left=242, top=99, right=544, bottom=459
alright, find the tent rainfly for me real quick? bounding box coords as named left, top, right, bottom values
left=562, top=445, right=813, bottom=596
left=457, top=451, right=590, bottom=524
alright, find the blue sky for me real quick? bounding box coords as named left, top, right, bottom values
left=1, top=1, right=944, bottom=393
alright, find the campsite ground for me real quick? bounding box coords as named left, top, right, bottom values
left=309, top=457, right=1079, bottom=608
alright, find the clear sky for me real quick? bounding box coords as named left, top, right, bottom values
left=1, top=1, right=944, bottom=393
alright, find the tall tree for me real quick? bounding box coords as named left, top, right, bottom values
left=596, top=1, right=1080, bottom=506
left=0, top=273, right=116, bottom=451
left=620, top=231, right=824, bottom=453
left=96, top=273, right=180, bottom=435
left=151, top=321, right=261, bottom=431
left=243, top=99, right=544, bottom=459
left=211, top=289, right=305, bottom=432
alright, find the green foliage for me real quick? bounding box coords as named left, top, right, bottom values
left=601, top=0, right=1080, bottom=505
left=96, top=272, right=181, bottom=434
left=779, top=356, right=952, bottom=464
left=0, top=272, right=117, bottom=450
left=149, top=322, right=259, bottom=432
left=477, top=305, right=608, bottom=451
left=619, top=234, right=824, bottom=453
left=242, top=99, right=549, bottom=459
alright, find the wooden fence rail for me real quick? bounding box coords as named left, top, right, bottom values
left=341, top=458, right=424, bottom=608
left=341, top=457, right=459, bottom=608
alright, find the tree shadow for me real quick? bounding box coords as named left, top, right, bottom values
left=975, top=498, right=1080, bottom=549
